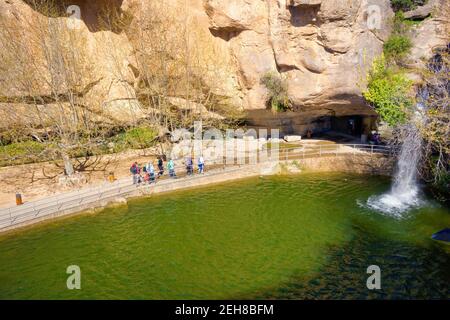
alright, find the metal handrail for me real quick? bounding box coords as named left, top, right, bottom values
left=0, top=143, right=394, bottom=229
left=0, top=165, right=249, bottom=225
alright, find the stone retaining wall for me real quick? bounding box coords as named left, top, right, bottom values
left=0, top=153, right=394, bottom=234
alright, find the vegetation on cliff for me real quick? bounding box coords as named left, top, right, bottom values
left=383, top=12, right=413, bottom=64
left=260, top=72, right=292, bottom=113
left=363, top=56, right=414, bottom=127
left=419, top=46, right=450, bottom=201
left=383, top=35, right=412, bottom=62
left=363, top=12, right=416, bottom=127
left=364, top=1, right=449, bottom=201
left=390, top=0, right=428, bottom=12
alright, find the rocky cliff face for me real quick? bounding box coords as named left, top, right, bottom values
left=0, top=0, right=141, bottom=124
left=204, top=0, right=393, bottom=114
left=0, top=0, right=448, bottom=132
left=406, top=0, right=449, bottom=70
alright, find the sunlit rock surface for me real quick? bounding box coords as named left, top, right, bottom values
left=0, top=0, right=448, bottom=130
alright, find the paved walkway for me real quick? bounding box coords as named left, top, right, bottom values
left=0, top=143, right=393, bottom=233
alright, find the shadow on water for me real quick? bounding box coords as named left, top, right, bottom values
left=245, top=222, right=450, bottom=300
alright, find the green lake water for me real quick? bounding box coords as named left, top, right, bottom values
left=0, top=173, right=449, bottom=299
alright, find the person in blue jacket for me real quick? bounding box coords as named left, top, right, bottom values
left=167, top=159, right=176, bottom=178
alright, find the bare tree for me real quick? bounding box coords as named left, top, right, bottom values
left=0, top=0, right=243, bottom=178
left=121, top=0, right=242, bottom=131
left=418, top=46, right=449, bottom=190
left=0, top=0, right=119, bottom=177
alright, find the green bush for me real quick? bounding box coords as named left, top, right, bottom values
left=384, top=35, right=412, bottom=62
left=363, top=56, right=414, bottom=127
left=392, top=11, right=409, bottom=34
left=383, top=12, right=413, bottom=64
left=0, top=140, right=45, bottom=157
left=113, top=126, right=158, bottom=151
left=260, top=72, right=292, bottom=112
left=0, top=140, right=46, bottom=166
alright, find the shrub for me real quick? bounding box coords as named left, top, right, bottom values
left=384, top=35, right=412, bottom=61
left=383, top=12, right=413, bottom=64
left=0, top=140, right=46, bottom=166
left=363, top=56, right=415, bottom=127
left=113, top=126, right=158, bottom=151
left=392, top=11, right=409, bottom=34
left=260, top=71, right=292, bottom=112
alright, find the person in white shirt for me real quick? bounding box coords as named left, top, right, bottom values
left=198, top=156, right=205, bottom=174
left=148, top=162, right=156, bottom=182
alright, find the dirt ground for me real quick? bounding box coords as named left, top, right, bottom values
left=0, top=148, right=162, bottom=208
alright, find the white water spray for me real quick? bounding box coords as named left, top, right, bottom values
left=365, top=100, right=428, bottom=218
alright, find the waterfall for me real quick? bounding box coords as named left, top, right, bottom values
left=391, top=122, right=422, bottom=199
left=365, top=94, right=428, bottom=218
left=362, top=45, right=448, bottom=218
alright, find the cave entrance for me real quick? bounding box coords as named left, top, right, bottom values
left=288, top=3, right=321, bottom=28
left=330, top=116, right=363, bottom=137
left=326, top=115, right=378, bottom=143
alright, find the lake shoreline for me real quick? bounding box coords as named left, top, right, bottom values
left=0, top=154, right=394, bottom=235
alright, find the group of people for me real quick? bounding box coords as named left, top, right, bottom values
left=184, top=155, right=205, bottom=176
left=129, top=157, right=164, bottom=185
left=130, top=155, right=205, bottom=185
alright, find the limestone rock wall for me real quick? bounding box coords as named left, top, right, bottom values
left=204, top=0, right=394, bottom=115
left=406, top=0, right=449, bottom=70
left=0, top=0, right=140, bottom=123
left=0, top=0, right=448, bottom=130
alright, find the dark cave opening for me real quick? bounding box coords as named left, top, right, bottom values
left=288, top=4, right=321, bottom=28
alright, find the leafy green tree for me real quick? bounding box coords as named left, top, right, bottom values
left=363, top=56, right=415, bottom=127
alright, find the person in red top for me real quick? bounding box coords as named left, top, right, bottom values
left=130, top=162, right=142, bottom=184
